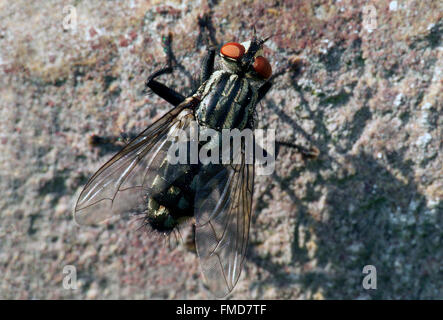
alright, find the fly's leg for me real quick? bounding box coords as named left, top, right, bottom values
left=275, top=141, right=319, bottom=160
left=195, top=10, right=218, bottom=86
left=145, top=32, right=186, bottom=106
left=162, top=32, right=197, bottom=91
left=145, top=67, right=186, bottom=107
left=146, top=31, right=204, bottom=105
left=199, top=47, right=216, bottom=85
left=256, top=81, right=273, bottom=104
left=256, top=73, right=319, bottom=160
left=148, top=10, right=218, bottom=100
left=246, top=81, right=272, bottom=129
left=147, top=35, right=216, bottom=103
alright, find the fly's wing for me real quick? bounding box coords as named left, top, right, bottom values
left=194, top=150, right=254, bottom=298
left=74, top=99, right=197, bottom=225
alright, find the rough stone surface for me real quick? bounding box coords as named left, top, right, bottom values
left=0, top=0, right=441, bottom=299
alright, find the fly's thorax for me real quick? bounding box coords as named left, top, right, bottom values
left=195, top=70, right=259, bottom=131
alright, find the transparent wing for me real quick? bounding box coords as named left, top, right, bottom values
left=74, top=99, right=197, bottom=225
left=194, top=152, right=254, bottom=298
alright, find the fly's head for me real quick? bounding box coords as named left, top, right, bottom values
left=219, top=35, right=272, bottom=85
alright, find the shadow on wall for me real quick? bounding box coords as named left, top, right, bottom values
left=247, top=87, right=440, bottom=299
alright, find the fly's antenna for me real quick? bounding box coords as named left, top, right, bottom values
left=250, top=24, right=283, bottom=45
left=260, top=35, right=271, bottom=45
left=261, top=30, right=285, bottom=44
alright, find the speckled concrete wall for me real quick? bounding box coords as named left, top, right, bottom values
left=0, top=0, right=441, bottom=299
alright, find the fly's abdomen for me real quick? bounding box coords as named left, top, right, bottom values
left=196, top=71, right=257, bottom=130
left=145, top=161, right=198, bottom=233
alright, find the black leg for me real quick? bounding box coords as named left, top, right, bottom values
left=257, top=61, right=319, bottom=160
left=199, top=47, right=216, bottom=85
left=195, top=10, right=218, bottom=87
left=257, top=81, right=273, bottom=104
left=162, top=32, right=197, bottom=91
left=145, top=32, right=201, bottom=106
left=145, top=67, right=185, bottom=107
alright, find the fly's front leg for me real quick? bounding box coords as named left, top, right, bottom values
left=256, top=81, right=273, bottom=104
left=145, top=67, right=185, bottom=107
left=146, top=32, right=200, bottom=106
left=162, top=32, right=197, bottom=91
left=195, top=10, right=218, bottom=88
left=257, top=71, right=319, bottom=160
left=199, top=47, right=216, bottom=85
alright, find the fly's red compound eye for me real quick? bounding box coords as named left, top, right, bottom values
left=253, top=56, right=272, bottom=79
left=220, top=42, right=245, bottom=59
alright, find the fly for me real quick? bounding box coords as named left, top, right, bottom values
left=74, top=27, right=318, bottom=298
